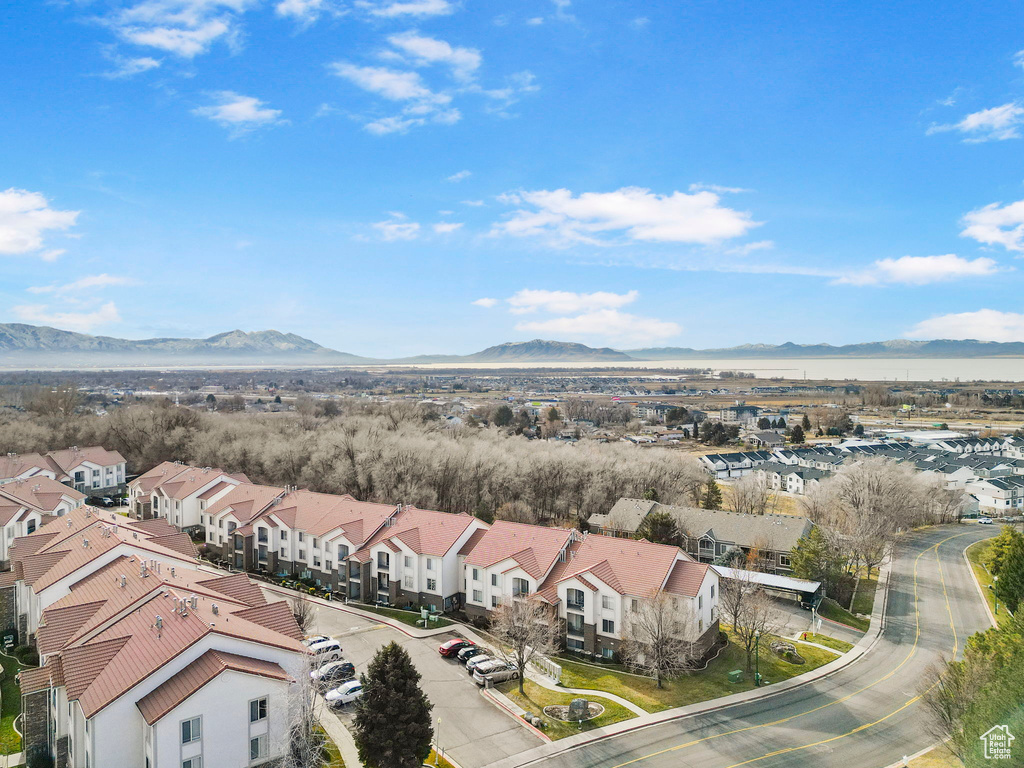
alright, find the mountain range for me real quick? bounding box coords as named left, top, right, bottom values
left=1, top=323, right=1024, bottom=367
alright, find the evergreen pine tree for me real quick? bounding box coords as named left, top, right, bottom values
left=994, top=535, right=1024, bottom=614
left=635, top=509, right=682, bottom=546
left=790, top=425, right=805, bottom=444
left=702, top=480, right=723, bottom=510
left=353, top=642, right=433, bottom=768
left=801, top=414, right=811, bottom=430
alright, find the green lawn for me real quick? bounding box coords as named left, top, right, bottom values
left=851, top=575, right=879, bottom=616
left=802, top=633, right=855, bottom=654
left=817, top=598, right=870, bottom=632
left=965, top=539, right=1008, bottom=628
left=314, top=727, right=344, bottom=767
left=352, top=604, right=453, bottom=629
left=554, top=632, right=838, bottom=714
left=499, top=679, right=636, bottom=740
left=427, top=748, right=458, bottom=768
left=0, top=656, right=26, bottom=754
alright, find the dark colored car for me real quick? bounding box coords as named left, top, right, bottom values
left=439, top=638, right=474, bottom=658
left=457, top=646, right=491, bottom=665
left=311, top=660, right=356, bottom=688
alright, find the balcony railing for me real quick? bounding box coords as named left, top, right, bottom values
left=566, top=622, right=585, bottom=637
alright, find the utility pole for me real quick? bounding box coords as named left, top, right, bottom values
left=754, top=630, right=761, bottom=686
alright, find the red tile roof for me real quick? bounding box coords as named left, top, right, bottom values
left=365, top=507, right=482, bottom=557
left=46, top=447, right=125, bottom=473
left=463, top=521, right=574, bottom=580
left=663, top=560, right=711, bottom=598
left=136, top=649, right=290, bottom=725
left=0, top=477, right=85, bottom=513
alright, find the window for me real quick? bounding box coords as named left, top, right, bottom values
left=601, top=619, right=615, bottom=634
left=337, top=544, right=349, bottom=559
left=404, top=556, right=412, bottom=568
left=513, top=578, right=530, bottom=597
left=312, top=538, right=318, bottom=549
left=472, top=589, right=483, bottom=602
left=426, top=578, right=436, bottom=591
left=298, top=550, right=306, bottom=560
left=404, top=576, right=413, bottom=589
left=566, top=588, right=584, bottom=609
left=249, top=697, right=267, bottom=723
left=377, top=553, right=389, bottom=569
left=699, top=538, right=713, bottom=551
left=778, top=554, right=792, bottom=568
left=491, top=596, right=499, bottom=607
left=601, top=648, right=614, bottom=660
left=426, top=558, right=435, bottom=571
left=182, top=759, right=202, bottom=768
left=326, top=561, right=332, bottom=571
left=227, top=522, right=237, bottom=533
left=472, top=568, right=480, bottom=581
left=298, top=532, right=304, bottom=542
left=314, top=558, right=321, bottom=568
left=567, top=613, right=584, bottom=636
left=710, top=584, right=716, bottom=598
left=601, top=595, right=614, bottom=611
left=567, top=637, right=584, bottom=650
left=698, top=595, right=703, bottom=610
left=181, top=717, right=201, bottom=744
left=490, top=574, right=499, bottom=587
left=250, top=734, right=267, bottom=761
left=280, top=530, right=287, bottom=541
left=280, top=548, right=286, bottom=558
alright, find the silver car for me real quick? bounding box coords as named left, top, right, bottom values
left=473, top=663, right=520, bottom=686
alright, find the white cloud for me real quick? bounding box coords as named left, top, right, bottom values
left=727, top=240, right=774, bottom=256
left=835, top=254, right=1002, bottom=286
left=357, top=0, right=454, bottom=17
left=13, top=301, right=121, bottom=332
left=928, top=102, right=1024, bottom=142
left=275, top=0, right=336, bottom=24
left=387, top=32, right=481, bottom=82
left=526, top=17, right=544, bottom=25
left=373, top=213, right=420, bottom=240
left=493, top=186, right=760, bottom=246
left=446, top=170, right=471, bottom=182
left=506, top=289, right=639, bottom=315
left=462, top=199, right=485, bottom=206
left=107, top=0, right=256, bottom=58
left=1014, top=50, right=1024, bottom=69
left=516, top=309, right=680, bottom=345
left=630, top=16, right=649, bottom=29
left=101, top=53, right=162, bottom=78
left=688, top=182, right=752, bottom=194
left=472, top=297, right=498, bottom=308
left=961, top=199, right=1024, bottom=252
left=28, top=274, right=135, bottom=296
left=0, top=188, right=79, bottom=258
left=907, top=309, right=1024, bottom=342
left=331, top=62, right=462, bottom=133
left=432, top=222, right=463, bottom=233
left=480, top=70, right=539, bottom=113
left=192, top=91, right=284, bottom=134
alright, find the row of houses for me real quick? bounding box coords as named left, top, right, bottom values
left=0, top=446, right=127, bottom=496
left=3, top=506, right=306, bottom=768
left=0, top=477, right=88, bottom=567
left=129, top=462, right=721, bottom=662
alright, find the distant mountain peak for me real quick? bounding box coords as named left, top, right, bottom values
left=467, top=339, right=635, bottom=362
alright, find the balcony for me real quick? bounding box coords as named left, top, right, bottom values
left=566, top=597, right=585, bottom=611
left=566, top=618, right=585, bottom=638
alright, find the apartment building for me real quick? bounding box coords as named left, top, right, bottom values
left=15, top=521, right=306, bottom=768
left=0, top=446, right=127, bottom=495
left=0, top=478, right=87, bottom=567
left=463, top=521, right=719, bottom=660
left=128, top=461, right=247, bottom=529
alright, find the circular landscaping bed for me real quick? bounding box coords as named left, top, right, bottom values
left=543, top=702, right=605, bottom=722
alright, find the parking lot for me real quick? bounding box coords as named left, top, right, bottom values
left=298, top=598, right=542, bottom=768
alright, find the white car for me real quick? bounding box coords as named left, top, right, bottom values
left=465, top=654, right=494, bottom=673
left=307, top=639, right=343, bottom=663
left=978, top=517, right=994, bottom=525
left=325, top=680, right=363, bottom=707
left=302, top=635, right=331, bottom=647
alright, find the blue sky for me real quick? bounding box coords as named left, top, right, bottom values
left=3, top=0, right=1024, bottom=356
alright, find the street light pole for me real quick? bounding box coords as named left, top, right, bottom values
left=754, top=630, right=761, bottom=687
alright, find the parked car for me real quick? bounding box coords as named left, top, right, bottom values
left=978, top=517, right=994, bottom=525
left=302, top=635, right=331, bottom=647
left=465, top=654, right=494, bottom=673
left=311, top=660, right=356, bottom=688
left=100, top=496, right=116, bottom=507
left=325, top=680, right=363, bottom=707
left=307, top=639, right=343, bottom=663
left=473, top=663, right=520, bottom=686
left=457, top=646, right=490, bottom=664
left=470, top=658, right=508, bottom=677
left=439, top=638, right=474, bottom=658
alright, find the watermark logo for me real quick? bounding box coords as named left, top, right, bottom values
left=980, top=725, right=1015, bottom=760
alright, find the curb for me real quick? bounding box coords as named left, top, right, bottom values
left=481, top=687, right=550, bottom=742
left=962, top=541, right=998, bottom=630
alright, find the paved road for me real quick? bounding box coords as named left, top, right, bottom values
left=301, top=602, right=541, bottom=768
left=517, top=524, right=997, bottom=768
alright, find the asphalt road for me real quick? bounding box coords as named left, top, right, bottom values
left=521, top=524, right=998, bottom=768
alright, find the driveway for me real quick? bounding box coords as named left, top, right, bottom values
left=294, top=600, right=542, bottom=768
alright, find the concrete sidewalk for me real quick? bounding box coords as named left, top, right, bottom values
left=316, top=700, right=363, bottom=768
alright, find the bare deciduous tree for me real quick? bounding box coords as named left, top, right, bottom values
left=729, top=473, right=775, bottom=516
left=282, top=660, right=329, bottom=768
left=490, top=596, right=560, bottom=694
left=719, top=572, right=781, bottom=672
left=291, top=596, right=315, bottom=635
left=620, top=591, right=699, bottom=688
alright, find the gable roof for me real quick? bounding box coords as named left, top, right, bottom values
left=46, top=447, right=125, bottom=473
left=463, top=521, right=574, bottom=580
left=136, top=649, right=290, bottom=725
left=365, top=507, right=482, bottom=557
left=659, top=502, right=813, bottom=552
left=0, top=476, right=85, bottom=514
left=587, top=497, right=658, bottom=533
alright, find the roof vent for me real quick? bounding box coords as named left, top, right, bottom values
left=82, top=538, right=89, bottom=548
left=119, top=575, right=127, bottom=588
left=155, top=616, right=163, bottom=630
left=170, top=567, right=175, bottom=578
left=140, top=563, right=149, bottom=578
left=212, top=603, right=219, bottom=615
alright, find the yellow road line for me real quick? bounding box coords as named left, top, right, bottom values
left=606, top=530, right=972, bottom=768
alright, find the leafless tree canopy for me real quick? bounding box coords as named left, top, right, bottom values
left=0, top=402, right=708, bottom=525
left=291, top=597, right=315, bottom=635
left=490, top=596, right=560, bottom=694
left=719, top=572, right=781, bottom=672
left=620, top=591, right=700, bottom=688
left=729, top=473, right=776, bottom=516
